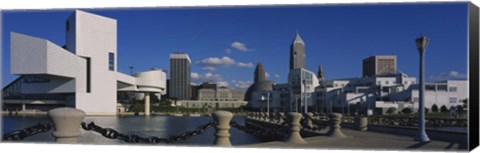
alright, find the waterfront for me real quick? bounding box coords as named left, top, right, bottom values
left=2, top=115, right=263, bottom=146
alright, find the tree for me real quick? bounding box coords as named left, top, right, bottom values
left=456, top=105, right=464, bottom=113
left=440, top=105, right=448, bottom=112
left=401, top=108, right=412, bottom=114
left=425, top=108, right=429, bottom=114
left=462, top=98, right=468, bottom=108
left=386, top=107, right=396, bottom=115
left=431, top=104, right=439, bottom=112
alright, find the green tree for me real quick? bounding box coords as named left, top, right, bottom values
left=462, top=98, right=468, bottom=108
left=440, top=105, right=448, bottom=112
left=456, top=105, right=464, bottom=113
left=431, top=104, right=439, bottom=112
left=401, top=108, right=412, bottom=114
left=386, top=107, right=396, bottom=115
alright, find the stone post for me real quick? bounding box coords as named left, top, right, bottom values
left=355, top=116, right=368, bottom=131
left=144, top=92, right=150, bottom=116
left=284, top=112, right=307, bottom=144
left=261, top=113, right=268, bottom=122
left=278, top=112, right=285, bottom=124
left=213, top=111, right=233, bottom=147
left=327, top=113, right=346, bottom=138
left=48, top=107, right=86, bottom=143
left=306, top=112, right=314, bottom=128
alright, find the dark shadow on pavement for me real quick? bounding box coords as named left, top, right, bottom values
left=406, top=141, right=430, bottom=149
left=444, top=142, right=455, bottom=149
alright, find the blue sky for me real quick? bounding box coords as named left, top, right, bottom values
left=2, top=2, right=469, bottom=88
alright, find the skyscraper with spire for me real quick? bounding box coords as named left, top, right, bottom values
left=317, top=64, right=325, bottom=81
left=290, top=32, right=306, bottom=70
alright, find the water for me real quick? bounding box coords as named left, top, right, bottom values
left=2, top=115, right=264, bottom=146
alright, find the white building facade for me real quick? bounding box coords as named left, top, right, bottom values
left=313, top=73, right=467, bottom=115
left=6, top=10, right=166, bottom=115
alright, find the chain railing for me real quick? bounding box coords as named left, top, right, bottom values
left=80, top=120, right=215, bottom=144
left=230, top=119, right=288, bottom=141
left=2, top=121, right=54, bottom=141
left=300, top=115, right=329, bottom=131
left=367, top=116, right=467, bottom=128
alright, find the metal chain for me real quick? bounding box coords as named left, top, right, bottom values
left=300, top=115, right=328, bottom=131
left=2, top=122, right=54, bottom=141
left=81, top=120, right=215, bottom=144
left=230, top=120, right=287, bottom=140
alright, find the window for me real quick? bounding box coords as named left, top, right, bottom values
left=109, top=53, right=115, bottom=71
left=449, top=97, right=457, bottom=103
left=86, top=58, right=91, bottom=93
left=413, top=97, right=419, bottom=102
left=23, top=77, right=51, bottom=83
left=449, top=87, right=457, bottom=92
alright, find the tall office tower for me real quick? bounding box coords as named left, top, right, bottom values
left=362, top=55, right=397, bottom=77
left=289, top=32, right=306, bottom=70
left=317, top=64, right=325, bottom=81
left=169, top=52, right=191, bottom=100
left=254, top=63, right=266, bottom=83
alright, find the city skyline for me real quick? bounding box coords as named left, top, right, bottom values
left=2, top=3, right=468, bottom=89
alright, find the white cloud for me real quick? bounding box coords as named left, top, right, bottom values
left=202, top=66, right=216, bottom=71
left=274, top=74, right=280, bottom=78
left=197, top=56, right=254, bottom=69
left=428, top=71, right=467, bottom=82
left=204, top=73, right=222, bottom=81
left=265, top=72, right=270, bottom=78
left=191, top=72, right=223, bottom=83
left=231, top=41, right=249, bottom=52
left=217, top=81, right=229, bottom=87
left=197, top=56, right=236, bottom=67
left=237, top=62, right=254, bottom=68
left=234, top=81, right=253, bottom=89
left=191, top=72, right=200, bottom=79
left=191, top=72, right=231, bottom=88
left=224, top=49, right=232, bottom=54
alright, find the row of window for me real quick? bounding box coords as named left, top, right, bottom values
left=412, top=97, right=458, bottom=103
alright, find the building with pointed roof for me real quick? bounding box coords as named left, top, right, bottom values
left=318, top=64, right=325, bottom=81
left=290, top=32, right=306, bottom=70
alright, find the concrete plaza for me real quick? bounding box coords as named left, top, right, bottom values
left=245, top=128, right=467, bottom=151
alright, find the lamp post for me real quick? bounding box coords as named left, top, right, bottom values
left=414, top=34, right=430, bottom=142
left=302, top=79, right=307, bottom=113
left=267, top=92, right=270, bottom=117
left=129, top=66, right=134, bottom=76
left=261, top=93, right=270, bottom=116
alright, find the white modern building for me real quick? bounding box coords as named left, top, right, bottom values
left=287, top=68, right=319, bottom=113
left=410, top=80, right=468, bottom=110
left=4, top=10, right=167, bottom=115
left=313, top=73, right=468, bottom=115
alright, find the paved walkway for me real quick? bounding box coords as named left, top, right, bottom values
left=244, top=128, right=467, bottom=151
